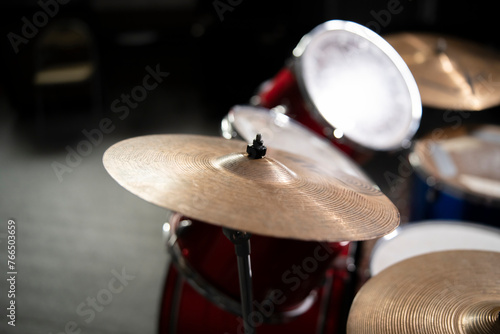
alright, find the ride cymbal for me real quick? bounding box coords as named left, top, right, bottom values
left=103, top=134, right=399, bottom=242
left=385, top=32, right=500, bottom=111
left=347, top=250, right=500, bottom=334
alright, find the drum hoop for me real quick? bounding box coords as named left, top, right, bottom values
left=409, top=151, right=500, bottom=208
left=167, top=233, right=243, bottom=315
left=370, top=220, right=500, bottom=276
left=220, top=107, right=276, bottom=142
left=220, top=114, right=240, bottom=141
left=167, top=231, right=317, bottom=322
left=293, top=20, right=421, bottom=152
left=223, top=105, right=377, bottom=181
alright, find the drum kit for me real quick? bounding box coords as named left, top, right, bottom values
left=103, top=20, right=500, bottom=334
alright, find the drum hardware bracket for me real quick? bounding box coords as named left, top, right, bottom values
left=436, top=37, right=447, bottom=54
left=222, top=227, right=255, bottom=334
left=247, top=134, right=267, bottom=159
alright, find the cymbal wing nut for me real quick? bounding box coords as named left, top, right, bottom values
left=246, top=134, right=267, bottom=159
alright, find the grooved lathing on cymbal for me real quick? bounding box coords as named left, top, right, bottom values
left=214, top=153, right=298, bottom=184
left=103, top=134, right=400, bottom=242
left=347, top=250, right=500, bottom=334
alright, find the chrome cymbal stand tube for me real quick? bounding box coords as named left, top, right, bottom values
left=223, top=227, right=255, bottom=334
left=221, top=134, right=267, bottom=334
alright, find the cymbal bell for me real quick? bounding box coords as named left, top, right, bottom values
left=103, top=134, right=399, bottom=242
left=347, top=250, right=500, bottom=334
left=385, top=32, right=500, bottom=111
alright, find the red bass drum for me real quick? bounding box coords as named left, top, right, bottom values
left=158, top=212, right=353, bottom=333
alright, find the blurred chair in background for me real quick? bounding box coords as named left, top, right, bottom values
left=33, top=17, right=101, bottom=137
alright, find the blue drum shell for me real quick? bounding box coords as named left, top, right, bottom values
left=410, top=172, right=500, bottom=227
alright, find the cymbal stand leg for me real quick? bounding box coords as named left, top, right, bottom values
left=223, top=227, right=255, bottom=334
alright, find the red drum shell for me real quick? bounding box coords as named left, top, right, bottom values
left=169, top=213, right=348, bottom=317
left=159, top=262, right=351, bottom=333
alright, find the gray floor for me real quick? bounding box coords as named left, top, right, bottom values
left=0, top=89, right=221, bottom=334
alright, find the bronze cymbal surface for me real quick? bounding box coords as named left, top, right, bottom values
left=385, top=32, right=500, bottom=111
left=411, top=124, right=500, bottom=204
left=347, top=250, right=500, bottom=334
left=103, top=134, right=399, bottom=242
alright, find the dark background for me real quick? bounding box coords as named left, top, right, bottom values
left=0, top=1, right=499, bottom=334
left=1, top=0, right=499, bottom=138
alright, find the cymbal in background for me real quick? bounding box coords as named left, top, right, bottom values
left=385, top=32, right=500, bottom=111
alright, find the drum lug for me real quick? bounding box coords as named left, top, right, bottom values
left=426, top=183, right=438, bottom=203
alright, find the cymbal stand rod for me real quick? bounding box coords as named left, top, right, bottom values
left=223, top=228, right=255, bottom=334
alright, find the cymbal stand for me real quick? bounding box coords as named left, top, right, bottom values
left=223, top=227, right=255, bottom=334
left=221, top=133, right=265, bottom=334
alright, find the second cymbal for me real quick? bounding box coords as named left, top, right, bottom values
left=103, top=134, right=399, bottom=242
left=385, top=32, right=500, bottom=111
left=347, top=250, right=500, bottom=334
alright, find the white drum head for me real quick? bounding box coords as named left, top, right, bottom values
left=222, top=105, right=373, bottom=183
left=293, top=20, right=421, bottom=151
left=370, top=220, right=500, bottom=276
